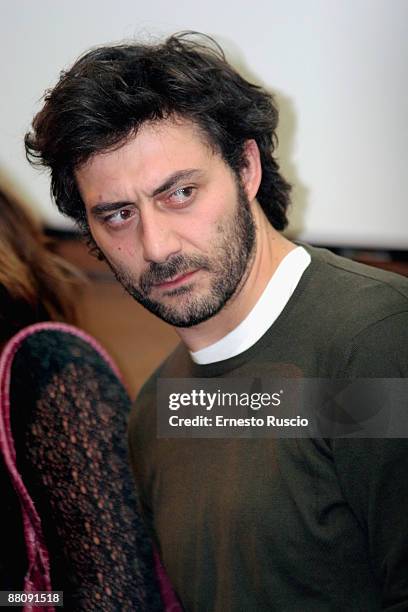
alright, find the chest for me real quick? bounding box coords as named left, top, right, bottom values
left=150, top=438, right=360, bottom=566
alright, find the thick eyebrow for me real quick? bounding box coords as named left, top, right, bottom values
left=90, top=169, right=203, bottom=217
left=149, top=169, right=203, bottom=197
left=91, top=201, right=133, bottom=217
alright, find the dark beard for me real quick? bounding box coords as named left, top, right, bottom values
left=107, top=182, right=256, bottom=327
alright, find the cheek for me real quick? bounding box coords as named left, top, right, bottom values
left=190, top=211, right=233, bottom=247
left=184, top=228, right=213, bottom=253
left=110, top=243, right=142, bottom=267
left=90, top=224, right=136, bottom=259
left=179, top=213, right=222, bottom=251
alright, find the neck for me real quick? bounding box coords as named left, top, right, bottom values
left=176, top=203, right=295, bottom=352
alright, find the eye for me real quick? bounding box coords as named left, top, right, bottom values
left=102, top=208, right=137, bottom=228
left=167, top=186, right=196, bottom=207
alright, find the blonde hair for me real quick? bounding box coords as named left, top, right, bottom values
left=0, top=187, right=83, bottom=344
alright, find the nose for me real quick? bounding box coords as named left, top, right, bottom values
left=139, top=207, right=182, bottom=263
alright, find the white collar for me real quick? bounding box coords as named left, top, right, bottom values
left=190, top=246, right=311, bottom=365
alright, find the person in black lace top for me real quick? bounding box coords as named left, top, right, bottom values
left=6, top=326, right=163, bottom=611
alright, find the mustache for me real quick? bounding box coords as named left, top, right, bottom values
left=140, top=254, right=210, bottom=293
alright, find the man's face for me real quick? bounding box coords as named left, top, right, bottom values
left=76, top=118, right=256, bottom=327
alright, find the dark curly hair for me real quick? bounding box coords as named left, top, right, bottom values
left=25, top=32, right=291, bottom=250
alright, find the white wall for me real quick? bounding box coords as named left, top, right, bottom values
left=1, top=0, right=407, bottom=248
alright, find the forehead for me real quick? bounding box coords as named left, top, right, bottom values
left=75, top=118, right=215, bottom=201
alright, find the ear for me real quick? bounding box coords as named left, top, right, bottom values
left=239, top=139, right=262, bottom=203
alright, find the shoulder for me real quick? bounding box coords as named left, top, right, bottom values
left=303, top=244, right=408, bottom=328
left=304, top=243, right=408, bottom=310
left=297, top=245, right=408, bottom=376
left=128, top=342, right=190, bottom=441
left=134, top=341, right=191, bottom=405
left=335, top=309, right=408, bottom=376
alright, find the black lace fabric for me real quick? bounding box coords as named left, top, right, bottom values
left=9, top=331, right=163, bottom=611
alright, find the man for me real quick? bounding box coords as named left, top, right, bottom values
left=25, top=33, right=408, bottom=611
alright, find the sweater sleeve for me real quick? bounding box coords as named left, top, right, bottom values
left=333, top=310, right=408, bottom=610
left=333, top=438, right=408, bottom=610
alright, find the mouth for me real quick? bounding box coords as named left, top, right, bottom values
left=152, top=269, right=199, bottom=290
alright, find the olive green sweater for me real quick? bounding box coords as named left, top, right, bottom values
left=128, top=245, right=408, bottom=611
